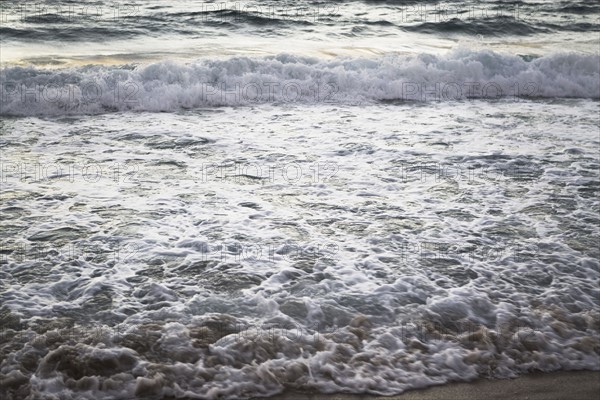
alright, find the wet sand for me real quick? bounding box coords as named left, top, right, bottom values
left=265, top=371, right=600, bottom=400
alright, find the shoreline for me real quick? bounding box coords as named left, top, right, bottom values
left=263, top=370, right=600, bottom=400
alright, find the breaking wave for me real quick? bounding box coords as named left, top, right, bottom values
left=1, top=50, right=598, bottom=116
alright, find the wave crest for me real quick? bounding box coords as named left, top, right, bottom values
left=1, top=50, right=598, bottom=115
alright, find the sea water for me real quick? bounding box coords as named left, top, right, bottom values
left=1, top=1, right=599, bottom=399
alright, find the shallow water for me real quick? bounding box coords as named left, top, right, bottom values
left=1, top=100, right=599, bottom=398
left=1, top=1, right=599, bottom=399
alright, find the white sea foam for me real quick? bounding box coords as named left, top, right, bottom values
left=1, top=101, right=599, bottom=399
left=1, top=50, right=598, bottom=116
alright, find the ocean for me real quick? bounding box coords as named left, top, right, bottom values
left=0, top=1, right=599, bottom=399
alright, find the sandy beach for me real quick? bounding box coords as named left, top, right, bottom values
left=268, top=371, right=600, bottom=400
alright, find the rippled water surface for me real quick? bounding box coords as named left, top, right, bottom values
left=1, top=100, right=599, bottom=398
left=1, top=0, right=599, bottom=399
